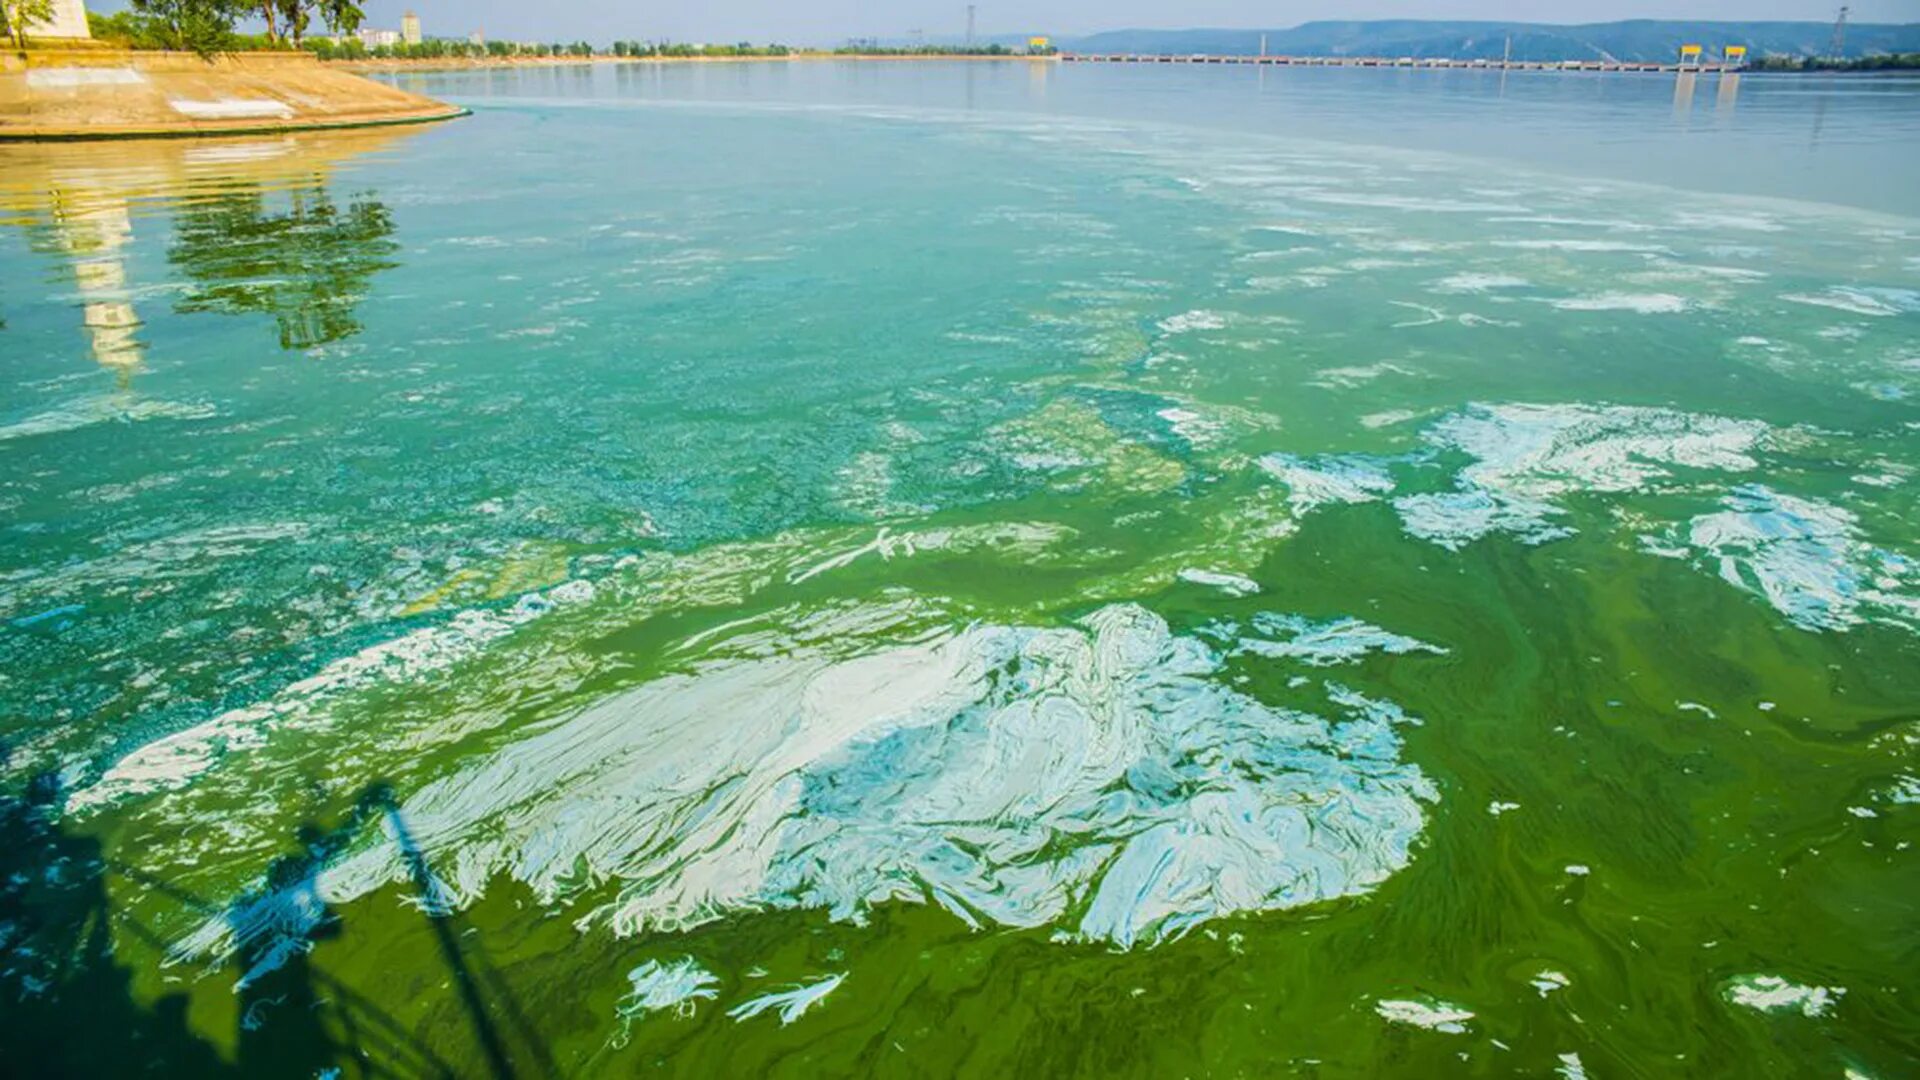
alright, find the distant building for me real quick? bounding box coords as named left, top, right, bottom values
left=468, top=29, right=485, bottom=47
left=401, top=11, right=421, bottom=47
left=13, top=0, right=91, bottom=40
left=359, top=28, right=401, bottom=48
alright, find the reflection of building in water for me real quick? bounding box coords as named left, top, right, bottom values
left=1672, top=71, right=1698, bottom=123
left=0, top=127, right=423, bottom=370
left=54, top=194, right=147, bottom=378
left=1715, top=72, right=1742, bottom=117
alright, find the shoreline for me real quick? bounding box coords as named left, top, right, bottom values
left=0, top=49, right=467, bottom=142
left=332, top=53, right=1058, bottom=74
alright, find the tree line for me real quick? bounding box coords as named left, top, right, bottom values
left=306, top=38, right=601, bottom=61
left=1745, top=52, right=1920, bottom=72
left=303, top=41, right=1027, bottom=62
left=52, top=4, right=1050, bottom=62
left=85, top=0, right=364, bottom=53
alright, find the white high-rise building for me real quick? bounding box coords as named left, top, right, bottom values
left=401, top=11, right=421, bottom=46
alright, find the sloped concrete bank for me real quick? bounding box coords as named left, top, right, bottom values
left=0, top=49, right=465, bottom=140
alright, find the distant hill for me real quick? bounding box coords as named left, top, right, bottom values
left=1057, top=20, right=1920, bottom=63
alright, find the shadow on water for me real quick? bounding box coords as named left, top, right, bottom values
left=0, top=755, right=551, bottom=1078
left=0, top=741, right=230, bottom=1077
left=376, top=786, right=561, bottom=1080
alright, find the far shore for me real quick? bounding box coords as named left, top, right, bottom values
left=332, top=53, right=1058, bottom=74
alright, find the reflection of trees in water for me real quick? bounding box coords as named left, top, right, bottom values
left=169, top=181, right=399, bottom=351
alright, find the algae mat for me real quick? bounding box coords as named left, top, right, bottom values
left=0, top=64, right=1916, bottom=1077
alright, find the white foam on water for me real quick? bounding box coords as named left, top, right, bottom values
left=0, top=398, right=216, bottom=442
left=617, top=958, right=719, bottom=1020
left=1375, top=998, right=1474, bottom=1034
left=1780, top=287, right=1920, bottom=318
left=1360, top=410, right=1419, bottom=429
left=1670, top=210, right=1786, bottom=233
left=1394, top=490, right=1573, bottom=550
left=175, top=605, right=1437, bottom=976
left=1656, top=486, right=1916, bottom=633
left=1157, top=310, right=1228, bottom=334
left=1389, top=301, right=1448, bottom=328
left=71, top=580, right=599, bottom=810
left=1628, top=263, right=1769, bottom=284
left=1723, top=974, right=1844, bottom=1018
left=174, top=869, right=330, bottom=993
left=1456, top=312, right=1521, bottom=329
left=1556, top=1051, right=1589, bottom=1079
left=1549, top=293, right=1690, bottom=314
left=727, top=974, right=844, bottom=1025
left=1883, top=775, right=1920, bottom=805
left=1309, top=362, right=1422, bottom=389
left=1177, top=568, right=1260, bottom=596
left=1157, top=406, right=1227, bottom=448
left=1258, top=453, right=1397, bottom=513
left=1320, top=397, right=1766, bottom=541
left=1237, top=613, right=1446, bottom=666
left=1420, top=403, right=1768, bottom=500
left=1532, top=970, right=1571, bottom=996
left=1493, top=239, right=1672, bottom=254
left=787, top=522, right=1074, bottom=585
left=1432, top=272, right=1530, bottom=294
left=1298, top=191, right=1527, bottom=214
left=1486, top=215, right=1655, bottom=231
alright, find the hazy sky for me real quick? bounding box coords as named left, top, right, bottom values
left=95, top=0, right=1920, bottom=44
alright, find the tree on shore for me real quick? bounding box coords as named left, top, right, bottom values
left=274, top=0, right=310, bottom=46
left=2, top=0, right=56, bottom=49
left=253, top=0, right=363, bottom=47
left=127, top=0, right=245, bottom=53
left=315, top=0, right=361, bottom=39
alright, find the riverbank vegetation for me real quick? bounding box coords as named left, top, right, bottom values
left=87, top=0, right=365, bottom=53
left=1747, top=52, right=1920, bottom=71
left=306, top=40, right=1031, bottom=62
left=71, top=7, right=1034, bottom=64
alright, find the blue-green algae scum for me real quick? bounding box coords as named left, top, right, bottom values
left=2, top=62, right=1917, bottom=1078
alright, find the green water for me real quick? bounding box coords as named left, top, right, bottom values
left=2, top=64, right=1917, bottom=1078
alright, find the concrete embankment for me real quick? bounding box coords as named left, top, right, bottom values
left=0, top=49, right=465, bottom=140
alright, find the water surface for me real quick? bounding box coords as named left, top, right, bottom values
left=2, top=61, right=1917, bottom=1078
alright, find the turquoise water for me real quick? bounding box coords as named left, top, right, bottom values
left=2, top=62, right=1917, bottom=1077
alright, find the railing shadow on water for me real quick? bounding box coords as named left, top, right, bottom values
left=373, top=782, right=562, bottom=1080
left=0, top=750, right=553, bottom=1079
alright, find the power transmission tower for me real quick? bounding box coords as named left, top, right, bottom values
left=1828, top=5, right=1849, bottom=60
left=966, top=5, right=976, bottom=46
